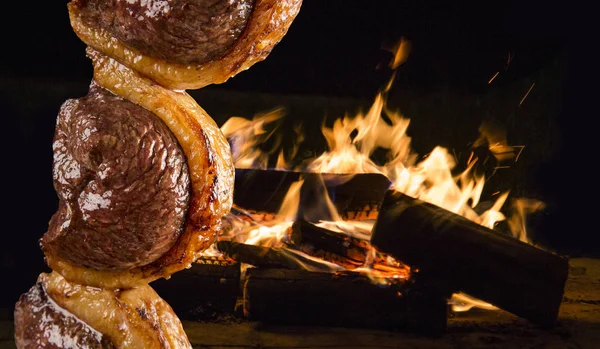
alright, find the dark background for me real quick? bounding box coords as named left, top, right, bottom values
left=0, top=0, right=595, bottom=308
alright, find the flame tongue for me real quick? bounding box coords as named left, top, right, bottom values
left=308, top=93, right=414, bottom=176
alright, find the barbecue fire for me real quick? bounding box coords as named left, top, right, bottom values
left=211, top=38, right=551, bottom=315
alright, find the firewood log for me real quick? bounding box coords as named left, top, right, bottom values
left=243, top=268, right=448, bottom=336
left=371, top=189, right=569, bottom=328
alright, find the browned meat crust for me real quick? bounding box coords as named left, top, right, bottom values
left=15, top=272, right=192, bottom=349
left=68, top=0, right=303, bottom=90
left=14, top=278, right=115, bottom=348
left=71, top=0, right=254, bottom=66
left=43, top=49, right=235, bottom=288
left=42, top=83, right=190, bottom=270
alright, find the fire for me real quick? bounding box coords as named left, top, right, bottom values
left=216, top=37, right=542, bottom=313
left=308, top=93, right=414, bottom=175
left=221, top=99, right=517, bottom=233
left=450, top=293, right=499, bottom=313
left=237, top=180, right=302, bottom=247
left=220, top=108, right=288, bottom=170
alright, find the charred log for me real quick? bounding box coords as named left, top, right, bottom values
left=233, top=169, right=390, bottom=220
left=370, top=190, right=569, bottom=329
left=290, top=220, right=374, bottom=265
left=150, top=257, right=240, bottom=321
left=216, top=241, right=343, bottom=273
left=233, top=169, right=301, bottom=214
left=243, top=268, right=448, bottom=336
left=288, top=220, right=410, bottom=277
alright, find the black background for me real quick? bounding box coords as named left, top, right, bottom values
left=0, top=0, right=596, bottom=307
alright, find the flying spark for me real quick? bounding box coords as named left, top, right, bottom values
left=488, top=71, right=500, bottom=84
left=519, top=83, right=535, bottom=106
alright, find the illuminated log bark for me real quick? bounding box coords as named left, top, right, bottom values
left=233, top=169, right=390, bottom=220
left=370, top=189, right=570, bottom=328
left=150, top=257, right=240, bottom=321
left=243, top=268, right=448, bottom=336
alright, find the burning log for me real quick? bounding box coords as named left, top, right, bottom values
left=216, top=241, right=344, bottom=273
left=370, top=190, right=570, bottom=329
left=288, top=220, right=410, bottom=277
left=150, top=256, right=241, bottom=321
left=233, top=169, right=390, bottom=219
left=289, top=220, right=370, bottom=264
left=242, top=268, right=448, bottom=336
left=233, top=169, right=302, bottom=213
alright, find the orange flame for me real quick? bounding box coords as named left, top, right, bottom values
left=221, top=108, right=289, bottom=169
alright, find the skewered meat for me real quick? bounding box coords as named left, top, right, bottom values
left=43, top=82, right=190, bottom=271
left=15, top=0, right=303, bottom=347
left=14, top=272, right=192, bottom=349
left=70, top=0, right=255, bottom=66
left=42, top=48, right=235, bottom=288
left=67, top=0, right=303, bottom=90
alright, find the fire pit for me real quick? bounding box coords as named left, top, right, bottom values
left=152, top=40, right=569, bottom=337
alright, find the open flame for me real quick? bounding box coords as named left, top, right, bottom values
left=216, top=38, right=544, bottom=312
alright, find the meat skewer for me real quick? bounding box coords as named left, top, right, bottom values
left=15, top=272, right=193, bottom=348
left=42, top=49, right=236, bottom=289
left=14, top=0, right=304, bottom=347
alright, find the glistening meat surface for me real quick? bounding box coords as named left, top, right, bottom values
left=14, top=281, right=115, bottom=348
left=15, top=272, right=193, bottom=349
left=43, top=83, right=190, bottom=270
left=73, top=0, right=254, bottom=65
left=67, top=0, right=303, bottom=90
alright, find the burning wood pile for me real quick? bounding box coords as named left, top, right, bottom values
left=157, top=183, right=449, bottom=335
left=155, top=169, right=568, bottom=337
left=154, top=38, right=569, bottom=337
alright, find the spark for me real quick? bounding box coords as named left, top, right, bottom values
left=488, top=71, right=500, bottom=84
left=519, top=83, right=535, bottom=106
